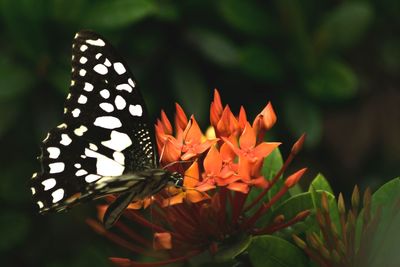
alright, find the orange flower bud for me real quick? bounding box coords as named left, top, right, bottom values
left=154, top=232, right=172, bottom=250
left=285, top=168, right=307, bottom=188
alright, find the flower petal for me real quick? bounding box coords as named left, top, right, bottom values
left=160, top=135, right=182, bottom=164
left=203, top=145, right=222, bottom=175
left=216, top=106, right=238, bottom=137
left=239, top=122, right=256, bottom=150
left=210, top=89, right=223, bottom=128
left=160, top=110, right=173, bottom=135
left=196, top=182, right=216, bottom=192
left=186, top=190, right=209, bottom=203
left=253, top=142, right=281, bottom=158
left=184, top=161, right=200, bottom=187
left=227, top=182, right=249, bottom=193
left=175, top=103, right=188, bottom=131
left=163, top=193, right=185, bottom=206
left=220, top=141, right=236, bottom=162
left=184, top=116, right=203, bottom=144
left=238, top=106, right=247, bottom=131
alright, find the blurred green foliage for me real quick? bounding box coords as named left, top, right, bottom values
left=0, top=0, right=399, bottom=266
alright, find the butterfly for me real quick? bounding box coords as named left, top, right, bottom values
left=30, top=30, right=183, bottom=228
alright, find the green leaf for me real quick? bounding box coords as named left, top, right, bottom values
left=213, top=234, right=252, bottom=262
left=239, top=44, right=284, bottom=83
left=316, top=2, right=374, bottom=50
left=248, top=235, right=308, bottom=267
left=263, top=148, right=288, bottom=210
left=271, top=192, right=313, bottom=223
left=283, top=95, right=322, bottom=148
left=305, top=59, right=358, bottom=101
left=371, top=177, right=400, bottom=213
left=270, top=190, right=338, bottom=238
left=0, top=211, right=30, bottom=251
left=262, top=148, right=283, bottom=180
left=289, top=184, right=303, bottom=196
left=187, top=29, right=239, bottom=67
left=368, top=178, right=400, bottom=266
left=308, top=173, right=333, bottom=194
left=85, top=0, right=157, bottom=28
left=218, top=0, right=275, bottom=36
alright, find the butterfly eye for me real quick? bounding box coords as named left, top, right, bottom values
left=170, top=172, right=184, bottom=187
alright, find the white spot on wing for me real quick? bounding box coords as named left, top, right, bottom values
left=79, top=69, right=86, bottom=76
left=129, top=104, right=143, bottom=117
left=100, top=102, right=114, bottom=113
left=31, top=187, right=36, bottom=195
left=93, top=64, right=108, bottom=75
left=76, top=169, right=88, bottom=176
left=85, top=174, right=101, bottom=183
left=57, top=123, right=67, bottom=129
left=89, top=143, right=98, bottom=151
left=60, top=134, right=72, bottom=146
left=83, top=82, right=94, bottom=92
left=114, top=62, right=126, bottom=75
left=71, top=80, right=75, bottom=86
left=80, top=57, right=88, bottom=64
left=74, top=125, right=88, bottom=136
left=85, top=148, right=124, bottom=176
left=86, top=38, right=106, bottom=46
left=32, top=172, right=37, bottom=178
left=49, top=162, right=65, bottom=174
left=72, top=108, right=81, bottom=117
left=47, top=147, right=60, bottom=159
left=52, top=188, right=64, bottom=203
left=37, top=201, right=44, bottom=209
left=74, top=163, right=81, bottom=168
left=78, top=95, right=87, bottom=104
left=104, top=58, right=111, bottom=67
left=100, top=89, right=110, bottom=99
left=94, top=116, right=122, bottom=129
left=113, top=151, right=125, bottom=165
left=114, top=95, right=126, bottom=110
left=128, top=78, right=135, bottom=88
left=116, top=83, right=132, bottom=93
left=101, top=130, right=132, bottom=151
left=80, top=45, right=88, bottom=52
left=42, top=178, right=56, bottom=191
left=95, top=53, right=102, bottom=59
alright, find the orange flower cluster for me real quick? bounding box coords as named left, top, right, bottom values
left=155, top=90, right=280, bottom=201
left=88, top=90, right=308, bottom=267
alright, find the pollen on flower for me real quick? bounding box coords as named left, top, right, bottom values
left=90, top=89, right=308, bottom=267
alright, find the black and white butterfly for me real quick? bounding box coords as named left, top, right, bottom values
left=30, top=30, right=183, bottom=228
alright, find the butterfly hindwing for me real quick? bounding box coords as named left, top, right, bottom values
left=30, top=30, right=158, bottom=213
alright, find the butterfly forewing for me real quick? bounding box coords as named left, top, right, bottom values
left=30, top=31, right=158, bottom=212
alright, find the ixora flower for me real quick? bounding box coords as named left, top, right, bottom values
left=87, top=90, right=309, bottom=266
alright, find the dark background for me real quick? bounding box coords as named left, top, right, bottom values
left=0, top=0, right=399, bottom=266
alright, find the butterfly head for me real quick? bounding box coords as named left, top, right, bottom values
left=169, top=171, right=184, bottom=188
